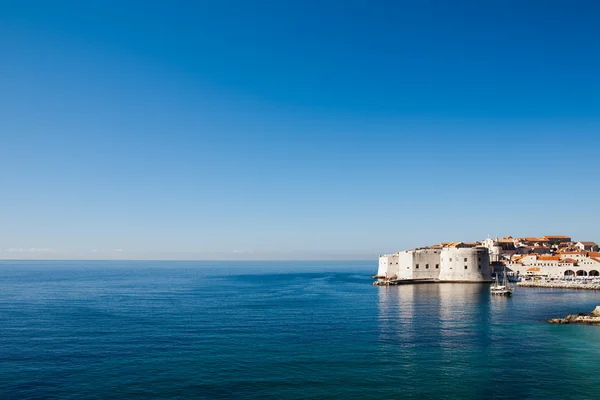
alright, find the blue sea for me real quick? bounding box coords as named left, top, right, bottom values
left=1, top=260, right=600, bottom=399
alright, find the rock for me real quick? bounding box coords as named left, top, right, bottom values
left=517, top=281, right=600, bottom=290
left=590, top=306, right=600, bottom=317
left=549, top=307, right=600, bottom=325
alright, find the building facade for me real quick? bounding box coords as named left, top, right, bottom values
left=378, top=234, right=599, bottom=281
left=396, top=249, right=441, bottom=280
left=576, top=242, right=599, bottom=252
left=505, top=251, right=600, bottom=278
left=378, top=245, right=491, bottom=282
left=438, top=247, right=492, bottom=282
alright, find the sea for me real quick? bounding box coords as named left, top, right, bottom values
left=1, top=260, right=600, bottom=399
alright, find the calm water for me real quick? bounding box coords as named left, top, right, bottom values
left=1, top=261, right=600, bottom=399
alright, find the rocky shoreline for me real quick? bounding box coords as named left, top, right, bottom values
left=517, top=281, right=600, bottom=290
left=549, top=306, right=600, bottom=325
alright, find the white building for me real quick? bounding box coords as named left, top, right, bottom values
left=377, top=253, right=399, bottom=278
left=396, top=249, right=441, bottom=280
left=438, top=247, right=491, bottom=282
left=377, top=244, right=491, bottom=282
left=482, top=237, right=517, bottom=262
left=576, top=242, right=599, bottom=252
left=504, top=251, right=600, bottom=278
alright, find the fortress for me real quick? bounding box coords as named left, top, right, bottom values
left=377, top=242, right=491, bottom=283
left=377, top=235, right=600, bottom=284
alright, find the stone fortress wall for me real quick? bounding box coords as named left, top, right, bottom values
left=438, top=247, right=491, bottom=281
left=378, top=245, right=491, bottom=282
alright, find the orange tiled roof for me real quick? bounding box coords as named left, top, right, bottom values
left=526, top=267, right=541, bottom=272
left=559, top=258, right=577, bottom=264
left=538, top=256, right=560, bottom=261
left=543, top=235, right=571, bottom=239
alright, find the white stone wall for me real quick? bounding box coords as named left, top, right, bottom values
left=396, top=251, right=415, bottom=279
left=377, top=254, right=399, bottom=277
left=490, top=245, right=502, bottom=262
left=394, top=249, right=441, bottom=280
left=559, top=253, right=586, bottom=261
left=377, top=256, right=386, bottom=277
left=438, top=248, right=491, bottom=281
left=412, top=249, right=441, bottom=279
left=577, top=256, right=600, bottom=270
left=506, top=255, right=600, bottom=278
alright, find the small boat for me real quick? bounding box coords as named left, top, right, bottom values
left=491, top=267, right=514, bottom=296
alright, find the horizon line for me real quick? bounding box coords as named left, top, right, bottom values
left=0, top=258, right=375, bottom=262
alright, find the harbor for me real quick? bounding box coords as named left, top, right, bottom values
left=373, top=278, right=436, bottom=286
left=376, top=234, right=600, bottom=289
left=517, top=279, right=600, bottom=290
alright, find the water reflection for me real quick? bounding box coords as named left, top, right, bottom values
left=377, top=283, right=495, bottom=396
left=438, top=283, right=492, bottom=345
left=377, top=283, right=491, bottom=345
left=438, top=284, right=493, bottom=395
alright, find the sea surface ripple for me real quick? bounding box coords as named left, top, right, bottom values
left=1, top=260, right=600, bottom=399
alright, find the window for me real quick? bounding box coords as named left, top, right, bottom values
left=426, top=264, right=429, bottom=269
left=478, top=257, right=481, bottom=261
left=436, top=264, right=439, bottom=269
left=464, top=258, right=468, bottom=262
left=478, top=264, right=481, bottom=269
left=450, top=258, right=452, bottom=262
left=416, top=264, right=419, bottom=269
left=465, top=265, right=468, bottom=270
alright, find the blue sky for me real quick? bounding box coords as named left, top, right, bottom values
left=1, top=1, right=599, bottom=260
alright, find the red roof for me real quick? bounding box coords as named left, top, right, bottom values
left=538, top=256, right=560, bottom=261
left=559, top=258, right=577, bottom=264
left=524, top=237, right=542, bottom=242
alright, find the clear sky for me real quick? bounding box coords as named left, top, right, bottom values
left=1, top=1, right=599, bottom=260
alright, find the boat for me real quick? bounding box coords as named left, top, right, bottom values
left=491, top=267, right=514, bottom=296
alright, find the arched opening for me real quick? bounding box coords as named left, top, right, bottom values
left=589, top=270, right=599, bottom=277
left=564, top=270, right=575, bottom=276
left=576, top=270, right=587, bottom=276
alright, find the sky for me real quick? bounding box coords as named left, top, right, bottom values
left=1, top=0, right=599, bottom=260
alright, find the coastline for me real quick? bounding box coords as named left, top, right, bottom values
left=374, top=278, right=494, bottom=286
left=517, top=280, right=600, bottom=290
